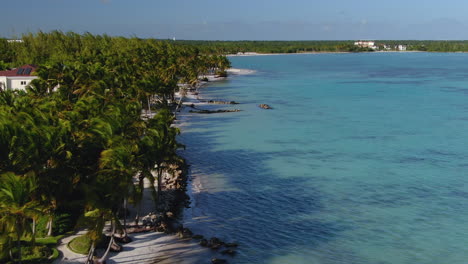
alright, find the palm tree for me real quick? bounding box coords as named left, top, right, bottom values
left=148, top=109, right=182, bottom=204
left=0, top=172, right=42, bottom=264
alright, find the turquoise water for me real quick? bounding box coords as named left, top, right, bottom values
left=178, top=53, right=468, bottom=264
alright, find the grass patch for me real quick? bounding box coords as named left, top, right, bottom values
left=1, top=234, right=67, bottom=264
left=68, top=235, right=91, bottom=255
left=2, top=245, right=55, bottom=264
left=35, top=233, right=68, bottom=246
left=49, top=248, right=59, bottom=261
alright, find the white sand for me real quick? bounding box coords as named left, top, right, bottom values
left=53, top=178, right=216, bottom=264
left=226, top=68, right=256, bottom=75
left=107, top=233, right=214, bottom=264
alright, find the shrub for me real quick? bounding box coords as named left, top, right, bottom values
left=68, top=235, right=92, bottom=255
left=216, top=70, right=227, bottom=77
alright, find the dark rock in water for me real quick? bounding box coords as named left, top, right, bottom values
left=259, top=104, right=272, bottom=109
left=192, top=234, right=204, bottom=239
left=212, top=258, right=227, bottom=264
left=177, top=228, right=193, bottom=239
left=166, top=211, right=175, bottom=218
left=225, top=242, right=238, bottom=248
left=200, top=239, right=209, bottom=247
left=209, top=237, right=224, bottom=250
left=221, top=249, right=236, bottom=255
left=205, top=100, right=240, bottom=105
left=210, top=243, right=222, bottom=250
left=210, top=237, right=223, bottom=245
left=189, top=109, right=241, bottom=114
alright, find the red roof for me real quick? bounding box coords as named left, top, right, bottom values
left=0, top=64, right=38, bottom=77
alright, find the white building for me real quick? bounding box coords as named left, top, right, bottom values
left=354, top=41, right=377, bottom=50
left=7, top=39, right=23, bottom=43
left=0, top=65, right=38, bottom=91
left=398, top=45, right=407, bottom=51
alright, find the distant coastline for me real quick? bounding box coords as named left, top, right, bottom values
left=226, top=50, right=425, bottom=56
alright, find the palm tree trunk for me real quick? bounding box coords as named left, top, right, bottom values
left=147, top=96, right=151, bottom=117
left=86, top=242, right=95, bottom=264
left=98, top=219, right=115, bottom=263
left=134, top=205, right=140, bottom=226
left=47, top=217, right=53, bottom=236
left=123, top=198, right=127, bottom=229
left=157, top=166, right=163, bottom=204
left=31, top=218, right=36, bottom=246
left=17, top=234, right=22, bottom=264
left=134, top=174, right=145, bottom=226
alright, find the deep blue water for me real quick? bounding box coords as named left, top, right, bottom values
left=177, top=53, right=468, bottom=264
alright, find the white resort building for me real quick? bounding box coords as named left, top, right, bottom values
left=354, top=41, right=377, bottom=50
left=0, top=64, right=38, bottom=91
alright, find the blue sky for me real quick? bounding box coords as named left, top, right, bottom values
left=2, top=0, right=468, bottom=40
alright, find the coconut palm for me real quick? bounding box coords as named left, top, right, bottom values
left=0, top=172, right=43, bottom=264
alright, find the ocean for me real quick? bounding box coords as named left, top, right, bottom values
left=177, top=52, right=468, bottom=264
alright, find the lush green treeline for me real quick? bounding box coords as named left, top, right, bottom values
left=170, top=40, right=468, bottom=53
left=171, top=40, right=373, bottom=54
left=0, top=31, right=230, bottom=264
left=375, top=40, right=468, bottom=52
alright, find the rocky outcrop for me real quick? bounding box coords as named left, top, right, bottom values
left=221, top=249, right=236, bottom=255
left=225, top=243, right=238, bottom=248
left=189, top=109, right=241, bottom=114
left=200, top=239, right=209, bottom=247
left=212, top=258, right=227, bottom=264
left=192, top=234, right=204, bottom=239
left=259, top=104, right=272, bottom=109
left=200, top=100, right=240, bottom=105
left=177, top=228, right=194, bottom=239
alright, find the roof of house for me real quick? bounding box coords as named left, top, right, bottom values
left=0, top=64, right=38, bottom=77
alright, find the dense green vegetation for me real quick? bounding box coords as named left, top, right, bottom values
left=172, top=40, right=372, bottom=54
left=3, top=32, right=468, bottom=263
left=375, top=40, right=468, bottom=52
left=0, top=31, right=230, bottom=264
left=173, top=40, right=468, bottom=53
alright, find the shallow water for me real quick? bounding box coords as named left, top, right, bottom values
left=178, top=53, right=468, bottom=264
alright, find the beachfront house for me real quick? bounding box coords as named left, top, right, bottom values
left=398, top=45, right=407, bottom=51
left=354, top=41, right=377, bottom=50
left=0, top=64, right=38, bottom=91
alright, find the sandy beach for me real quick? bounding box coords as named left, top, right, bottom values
left=53, top=177, right=217, bottom=264
left=53, top=69, right=252, bottom=264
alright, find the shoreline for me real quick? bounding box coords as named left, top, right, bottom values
left=110, top=69, right=252, bottom=264
left=226, top=50, right=425, bottom=56
left=53, top=71, right=249, bottom=264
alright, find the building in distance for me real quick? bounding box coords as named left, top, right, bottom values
left=0, top=64, right=38, bottom=91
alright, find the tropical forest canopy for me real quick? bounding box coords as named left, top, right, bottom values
left=0, top=31, right=230, bottom=263
left=170, top=40, right=468, bottom=53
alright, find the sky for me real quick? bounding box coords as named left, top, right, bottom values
left=2, top=0, right=468, bottom=40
